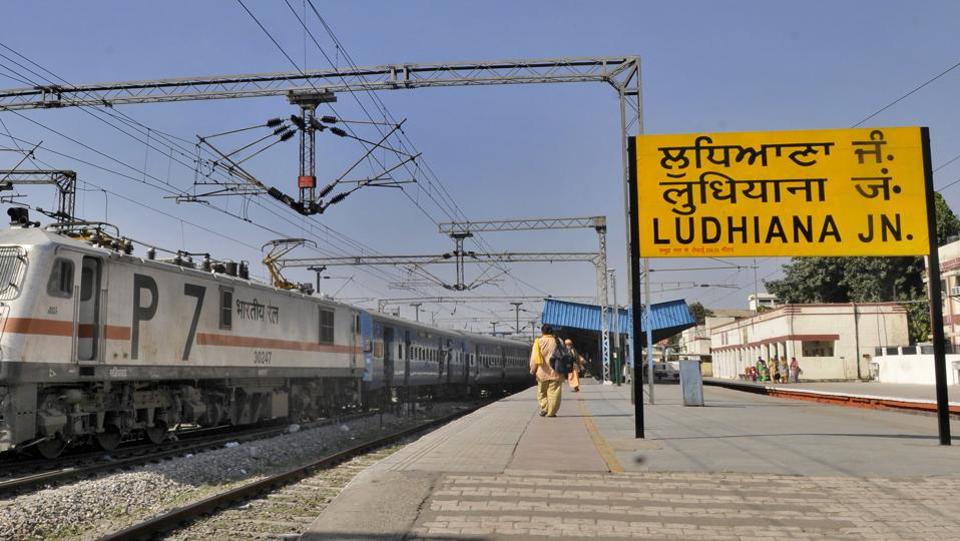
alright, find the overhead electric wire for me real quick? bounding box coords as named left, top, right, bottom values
left=236, top=0, right=512, bottom=308
left=291, top=1, right=550, bottom=299
left=0, top=45, right=417, bottom=297
left=852, top=58, right=960, bottom=127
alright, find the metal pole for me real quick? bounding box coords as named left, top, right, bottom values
left=307, top=265, right=326, bottom=293
left=627, top=137, right=644, bottom=438
left=853, top=301, right=862, bottom=380
left=410, top=303, right=422, bottom=322
left=622, top=60, right=645, bottom=438
left=645, top=258, right=654, bottom=405
left=609, top=270, right=620, bottom=385
left=921, top=127, right=951, bottom=445
left=511, top=301, right=523, bottom=334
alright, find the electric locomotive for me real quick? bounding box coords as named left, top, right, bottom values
left=0, top=214, right=531, bottom=458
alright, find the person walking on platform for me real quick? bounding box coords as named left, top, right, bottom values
left=770, top=355, right=780, bottom=384
left=789, top=356, right=802, bottom=383
left=530, top=324, right=563, bottom=417
left=778, top=356, right=789, bottom=384
left=564, top=338, right=585, bottom=392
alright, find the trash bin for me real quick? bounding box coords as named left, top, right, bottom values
left=679, top=359, right=704, bottom=406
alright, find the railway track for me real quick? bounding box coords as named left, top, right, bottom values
left=705, top=379, right=960, bottom=417
left=99, top=404, right=478, bottom=541
left=0, top=411, right=373, bottom=495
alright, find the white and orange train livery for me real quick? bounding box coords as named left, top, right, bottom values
left=0, top=223, right=531, bottom=458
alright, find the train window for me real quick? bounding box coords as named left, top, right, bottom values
left=219, top=287, right=233, bottom=330
left=319, top=308, right=335, bottom=344
left=80, top=265, right=94, bottom=302
left=47, top=257, right=74, bottom=298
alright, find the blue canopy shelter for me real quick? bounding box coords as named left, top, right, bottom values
left=540, top=298, right=696, bottom=377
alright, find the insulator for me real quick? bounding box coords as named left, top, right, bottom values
left=309, top=117, right=326, bottom=131
left=327, top=192, right=348, bottom=205
left=265, top=117, right=283, bottom=127
left=330, top=127, right=347, bottom=137
left=317, top=183, right=335, bottom=198
left=279, top=129, right=296, bottom=142
left=272, top=125, right=287, bottom=136
left=320, top=115, right=337, bottom=123
left=289, top=115, right=306, bottom=130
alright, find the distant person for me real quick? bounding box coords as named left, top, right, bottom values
left=789, top=357, right=802, bottom=383
left=769, top=355, right=779, bottom=384
left=563, top=338, right=586, bottom=392
left=529, top=324, right=563, bottom=417
left=756, top=357, right=767, bottom=382
left=778, top=356, right=789, bottom=383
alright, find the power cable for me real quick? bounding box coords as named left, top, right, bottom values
left=852, top=59, right=960, bottom=127
left=0, top=46, right=415, bottom=297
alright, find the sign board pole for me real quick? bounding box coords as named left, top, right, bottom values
left=627, top=137, right=645, bottom=438
left=921, top=127, right=952, bottom=446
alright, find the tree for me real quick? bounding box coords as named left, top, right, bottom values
left=764, top=193, right=959, bottom=343
left=687, top=301, right=714, bottom=325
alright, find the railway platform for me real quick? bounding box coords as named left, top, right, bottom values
left=703, top=378, right=960, bottom=415
left=301, top=380, right=960, bottom=540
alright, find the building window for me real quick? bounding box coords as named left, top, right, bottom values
left=802, top=340, right=835, bottom=357
left=319, top=308, right=335, bottom=344
left=220, top=287, right=233, bottom=330
left=47, top=257, right=74, bottom=298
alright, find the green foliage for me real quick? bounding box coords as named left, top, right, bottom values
left=687, top=301, right=714, bottom=325
left=764, top=193, right=959, bottom=343
left=935, top=192, right=960, bottom=244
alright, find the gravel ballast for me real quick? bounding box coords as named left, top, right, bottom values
left=0, top=404, right=466, bottom=540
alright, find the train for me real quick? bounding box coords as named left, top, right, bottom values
left=0, top=213, right=533, bottom=458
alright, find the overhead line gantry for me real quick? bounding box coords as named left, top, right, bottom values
left=0, top=54, right=644, bottom=379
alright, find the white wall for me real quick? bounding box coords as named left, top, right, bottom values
left=875, top=350, right=960, bottom=385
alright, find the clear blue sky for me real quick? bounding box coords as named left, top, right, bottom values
left=1, top=1, right=959, bottom=332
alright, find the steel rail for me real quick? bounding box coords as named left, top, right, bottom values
left=100, top=404, right=482, bottom=541
left=0, top=412, right=373, bottom=495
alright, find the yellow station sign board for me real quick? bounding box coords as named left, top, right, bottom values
left=632, top=127, right=929, bottom=258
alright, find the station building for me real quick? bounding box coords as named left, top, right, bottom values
left=931, top=237, right=960, bottom=350
left=710, top=303, right=909, bottom=381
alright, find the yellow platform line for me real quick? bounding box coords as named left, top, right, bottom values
left=578, top=395, right=624, bottom=473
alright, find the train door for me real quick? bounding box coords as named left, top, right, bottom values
left=359, top=311, right=374, bottom=383
left=460, top=341, right=469, bottom=387
left=445, top=339, right=454, bottom=385
left=500, top=347, right=507, bottom=382
left=383, top=327, right=395, bottom=388
left=437, top=337, right=445, bottom=383
left=473, top=344, right=480, bottom=380
left=403, top=330, right=411, bottom=388
left=76, top=256, right=102, bottom=363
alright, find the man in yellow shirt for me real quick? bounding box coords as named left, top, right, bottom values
left=529, top=324, right=564, bottom=417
